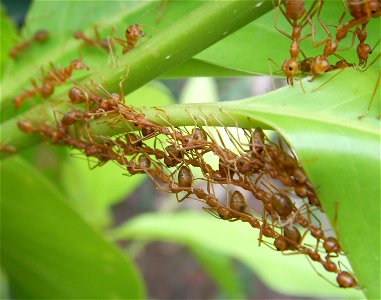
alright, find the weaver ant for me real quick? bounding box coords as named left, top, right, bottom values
left=9, top=29, right=49, bottom=58
left=44, top=59, right=88, bottom=84
left=13, top=59, right=88, bottom=110
left=113, top=24, right=146, bottom=54
left=273, top=0, right=319, bottom=84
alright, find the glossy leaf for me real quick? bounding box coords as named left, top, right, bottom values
left=0, top=157, right=145, bottom=299
left=223, top=69, right=380, bottom=299
left=113, top=211, right=364, bottom=298
left=191, top=245, right=246, bottom=299
left=139, top=64, right=379, bottom=298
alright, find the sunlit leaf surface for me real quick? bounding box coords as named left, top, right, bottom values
left=0, top=157, right=145, bottom=299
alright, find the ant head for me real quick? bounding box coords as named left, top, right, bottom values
left=357, top=43, right=372, bottom=65
left=70, top=59, right=89, bottom=70
left=192, top=127, right=207, bottom=142
left=125, top=24, right=145, bottom=39
left=367, top=0, right=380, bottom=16
left=282, top=59, right=298, bottom=85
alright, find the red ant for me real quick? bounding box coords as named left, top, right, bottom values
left=348, top=0, right=381, bottom=20
left=113, top=24, right=146, bottom=54
left=309, top=0, right=378, bottom=78
left=13, top=59, right=88, bottom=110
left=44, top=59, right=88, bottom=84
left=9, top=29, right=49, bottom=58
left=273, top=0, right=319, bottom=85
left=17, top=120, right=36, bottom=133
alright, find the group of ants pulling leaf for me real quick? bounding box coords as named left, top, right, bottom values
left=3, top=0, right=381, bottom=291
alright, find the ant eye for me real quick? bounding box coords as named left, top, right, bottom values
left=127, top=29, right=131, bottom=33
left=288, top=66, right=293, bottom=71
left=184, top=138, right=190, bottom=143
left=239, top=161, right=244, bottom=166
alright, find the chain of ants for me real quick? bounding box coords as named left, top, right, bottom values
left=16, top=76, right=359, bottom=289
left=276, top=0, right=380, bottom=82
left=9, top=5, right=369, bottom=289
left=10, top=24, right=144, bottom=110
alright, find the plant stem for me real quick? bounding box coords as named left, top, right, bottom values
left=101, top=0, right=273, bottom=94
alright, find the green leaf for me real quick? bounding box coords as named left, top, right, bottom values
left=0, top=6, right=18, bottom=78
left=191, top=245, right=245, bottom=299
left=162, top=58, right=253, bottom=78
left=112, top=211, right=364, bottom=299
left=195, top=1, right=380, bottom=75
left=227, top=69, right=380, bottom=299
left=0, top=267, right=10, bottom=300
left=0, top=157, right=145, bottom=299
left=60, top=153, right=145, bottom=228
left=179, top=77, right=219, bottom=104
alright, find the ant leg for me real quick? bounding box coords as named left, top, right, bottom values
left=311, top=1, right=331, bottom=48
left=273, top=3, right=293, bottom=38
left=337, top=0, right=346, bottom=27
left=311, top=68, right=345, bottom=92
left=112, top=37, right=128, bottom=53
left=267, top=57, right=283, bottom=90
left=302, top=0, right=320, bottom=26
left=358, top=70, right=381, bottom=119
left=118, top=69, right=130, bottom=104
